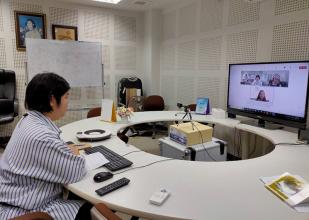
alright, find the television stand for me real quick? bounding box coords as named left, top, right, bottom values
left=241, top=119, right=284, bottom=130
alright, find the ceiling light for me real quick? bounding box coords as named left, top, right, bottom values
left=92, top=0, right=123, bottom=4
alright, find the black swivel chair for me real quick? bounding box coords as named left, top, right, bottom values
left=0, top=69, right=18, bottom=148
left=132, top=95, right=167, bottom=139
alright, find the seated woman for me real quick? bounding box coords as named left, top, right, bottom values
left=269, top=74, right=283, bottom=87
left=252, top=75, right=263, bottom=86
left=256, top=90, right=268, bottom=102
left=0, top=73, right=90, bottom=219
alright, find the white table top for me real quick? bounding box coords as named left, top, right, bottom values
left=61, top=111, right=309, bottom=220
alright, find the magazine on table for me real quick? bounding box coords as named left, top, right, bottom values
left=260, top=172, right=309, bottom=212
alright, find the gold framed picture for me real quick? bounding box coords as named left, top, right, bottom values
left=14, top=11, right=47, bottom=51
left=52, top=24, right=78, bottom=41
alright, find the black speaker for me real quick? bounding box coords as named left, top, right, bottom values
left=228, top=113, right=236, bottom=118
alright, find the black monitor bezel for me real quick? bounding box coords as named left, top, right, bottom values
left=227, top=61, right=309, bottom=129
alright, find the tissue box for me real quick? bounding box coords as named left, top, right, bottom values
left=169, top=122, right=213, bottom=146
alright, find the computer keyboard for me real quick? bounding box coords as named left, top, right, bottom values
left=84, top=145, right=133, bottom=171
left=95, top=177, right=130, bottom=196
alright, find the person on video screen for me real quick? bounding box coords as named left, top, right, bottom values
left=256, top=90, right=267, bottom=102
left=269, top=74, right=283, bottom=87
left=252, top=75, right=262, bottom=86
left=241, top=74, right=249, bottom=84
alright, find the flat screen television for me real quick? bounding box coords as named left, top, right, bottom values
left=227, top=61, right=309, bottom=129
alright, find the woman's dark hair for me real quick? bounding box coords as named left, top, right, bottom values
left=25, top=19, right=36, bottom=28
left=25, top=73, right=70, bottom=113
left=256, top=90, right=266, bottom=101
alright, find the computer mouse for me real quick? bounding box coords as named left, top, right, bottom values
left=93, top=172, right=113, bottom=183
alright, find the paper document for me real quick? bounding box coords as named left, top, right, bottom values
left=260, top=173, right=309, bottom=213
left=83, top=152, right=109, bottom=171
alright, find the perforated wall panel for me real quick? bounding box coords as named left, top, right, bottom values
left=271, top=20, right=309, bottom=62
left=114, top=46, right=136, bottom=69
left=86, top=86, right=103, bottom=100
left=0, top=38, right=6, bottom=68
left=69, top=87, right=81, bottom=100
left=56, top=110, right=82, bottom=127
left=275, top=0, right=309, bottom=15
left=200, top=0, right=223, bottom=32
left=161, top=44, right=175, bottom=70
left=197, top=76, right=221, bottom=108
left=102, top=45, right=110, bottom=69
left=0, top=0, right=4, bottom=32
left=178, top=3, right=197, bottom=37
left=161, top=75, right=176, bottom=110
left=84, top=10, right=109, bottom=40
left=228, top=0, right=260, bottom=26
left=49, top=7, right=78, bottom=26
left=163, top=11, right=176, bottom=40
left=199, top=36, right=222, bottom=70
left=177, top=76, right=195, bottom=105
left=12, top=39, right=26, bottom=69
left=9, top=0, right=43, bottom=31
left=177, top=41, right=196, bottom=70
left=15, top=73, right=26, bottom=104
left=226, top=30, right=258, bottom=65
left=114, top=15, right=136, bottom=42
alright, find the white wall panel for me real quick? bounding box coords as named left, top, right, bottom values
left=199, top=36, right=222, bottom=70
left=161, top=75, right=176, bottom=109
left=275, top=0, right=309, bottom=15
left=114, top=46, right=136, bottom=69
left=177, top=75, right=195, bottom=105
left=200, top=0, right=223, bottom=32
left=0, top=38, right=6, bottom=68
left=271, top=20, right=309, bottom=61
left=178, top=3, right=197, bottom=37
left=228, top=0, right=260, bottom=25
left=49, top=7, right=78, bottom=27
left=114, top=15, right=136, bottom=42
left=84, top=10, right=110, bottom=40
left=0, top=0, right=4, bottom=32
left=197, top=76, right=221, bottom=108
left=226, top=30, right=258, bottom=65
left=177, top=40, right=196, bottom=70
left=162, top=11, right=176, bottom=40
left=161, top=43, right=175, bottom=70
left=12, top=39, right=26, bottom=69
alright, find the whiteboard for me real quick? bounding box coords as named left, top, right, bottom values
left=26, top=39, right=103, bottom=87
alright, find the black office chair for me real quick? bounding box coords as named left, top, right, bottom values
left=132, top=95, right=167, bottom=139
left=0, top=69, right=18, bottom=148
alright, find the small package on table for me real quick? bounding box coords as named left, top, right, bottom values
left=169, top=121, right=213, bottom=146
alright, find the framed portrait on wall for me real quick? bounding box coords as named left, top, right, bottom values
left=52, top=24, right=78, bottom=41
left=14, top=11, right=46, bottom=51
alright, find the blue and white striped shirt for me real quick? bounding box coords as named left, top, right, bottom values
left=0, top=111, right=86, bottom=219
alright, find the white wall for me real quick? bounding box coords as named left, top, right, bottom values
left=159, top=0, right=309, bottom=111
left=0, top=0, right=145, bottom=135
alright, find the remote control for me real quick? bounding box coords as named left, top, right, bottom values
left=149, top=188, right=170, bottom=205
left=95, top=177, right=130, bottom=196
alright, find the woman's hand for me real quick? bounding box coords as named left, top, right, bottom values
left=67, top=144, right=80, bottom=155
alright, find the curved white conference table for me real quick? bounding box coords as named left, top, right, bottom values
left=61, top=111, right=309, bottom=220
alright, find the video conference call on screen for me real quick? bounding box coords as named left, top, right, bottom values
left=227, top=61, right=309, bottom=128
